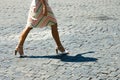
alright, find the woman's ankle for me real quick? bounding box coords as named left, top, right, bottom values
left=57, top=45, right=65, bottom=52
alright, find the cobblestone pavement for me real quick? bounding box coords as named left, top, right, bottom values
left=0, top=0, right=120, bottom=80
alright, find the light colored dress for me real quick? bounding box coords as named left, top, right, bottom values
left=26, top=0, right=57, bottom=28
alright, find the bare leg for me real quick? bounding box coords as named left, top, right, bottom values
left=15, top=27, right=32, bottom=56
left=51, top=24, right=65, bottom=52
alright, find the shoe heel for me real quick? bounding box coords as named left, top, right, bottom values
left=56, top=48, right=58, bottom=54
left=15, top=50, right=17, bottom=55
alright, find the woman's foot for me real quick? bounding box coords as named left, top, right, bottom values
left=55, top=46, right=69, bottom=55
left=15, top=45, right=27, bottom=58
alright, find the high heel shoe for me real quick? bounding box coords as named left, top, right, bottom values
left=55, top=46, right=69, bottom=55
left=15, top=46, right=27, bottom=58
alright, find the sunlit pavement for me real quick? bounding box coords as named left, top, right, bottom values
left=0, top=0, right=120, bottom=80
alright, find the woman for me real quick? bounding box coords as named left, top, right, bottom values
left=15, top=0, right=69, bottom=58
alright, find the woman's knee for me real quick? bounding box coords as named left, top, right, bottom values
left=25, top=26, right=33, bottom=30
left=51, top=23, right=58, bottom=29
left=28, top=27, right=33, bottom=30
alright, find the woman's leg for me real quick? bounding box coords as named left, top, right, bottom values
left=15, top=27, right=32, bottom=55
left=51, top=24, right=65, bottom=52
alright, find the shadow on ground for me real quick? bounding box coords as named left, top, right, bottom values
left=25, top=51, right=98, bottom=62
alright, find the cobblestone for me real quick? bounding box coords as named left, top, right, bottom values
left=0, top=0, right=120, bottom=80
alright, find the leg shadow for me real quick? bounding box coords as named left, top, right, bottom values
left=26, top=51, right=98, bottom=62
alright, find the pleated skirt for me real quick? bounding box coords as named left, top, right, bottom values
left=26, top=0, right=57, bottom=28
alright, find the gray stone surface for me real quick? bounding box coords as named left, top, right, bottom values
left=0, top=0, right=120, bottom=80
